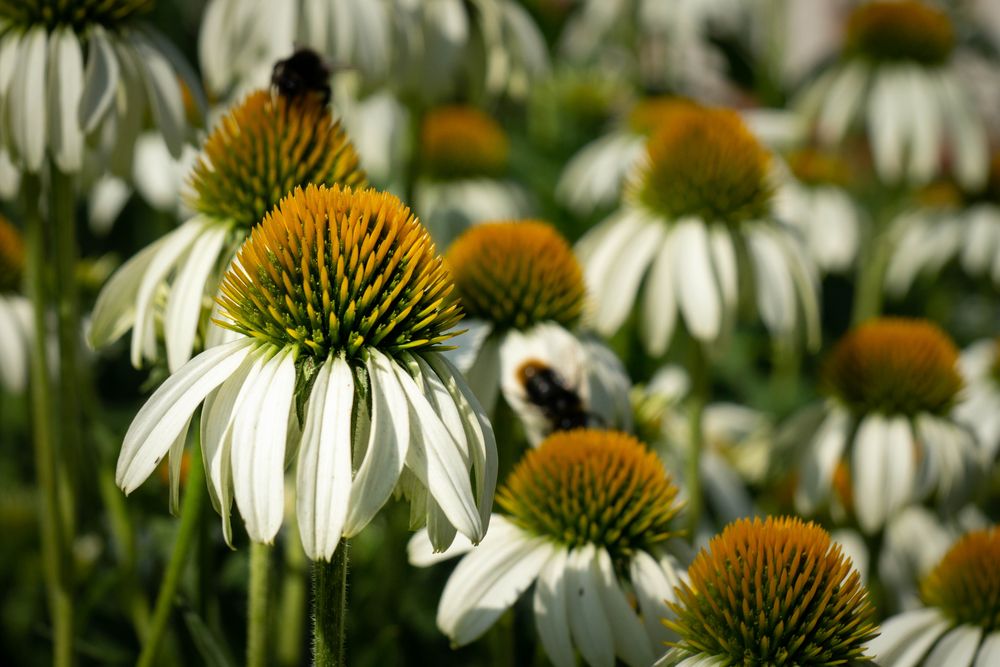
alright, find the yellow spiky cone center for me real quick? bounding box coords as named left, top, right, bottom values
left=188, top=90, right=365, bottom=229
left=497, top=429, right=682, bottom=560
left=666, top=516, right=878, bottom=665
left=635, top=107, right=774, bottom=226
left=626, top=96, right=700, bottom=136
left=921, top=527, right=1000, bottom=631
left=846, top=1, right=954, bottom=66
left=786, top=149, right=853, bottom=188
left=0, top=216, right=24, bottom=294
left=421, top=106, right=509, bottom=180
left=822, top=317, right=963, bottom=417
left=446, top=221, right=585, bottom=330
left=0, top=0, right=152, bottom=30
left=216, top=184, right=462, bottom=359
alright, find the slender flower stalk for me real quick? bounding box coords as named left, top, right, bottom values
left=247, top=542, right=271, bottom=667
left=313, top=543, right=349, bottom=667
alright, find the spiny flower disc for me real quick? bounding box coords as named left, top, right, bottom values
left=421, top=106, right=509, bottom=180
left=0, top=0, right=153, bottom=31
left=188, top=90, right=365, bottom=229
left=786, top=149, right=853, bottom=188
left=497, top=429, right=682, bottom=560
left=846, top=1, right=954, bottom=67
left=666, top=516, right=878, bottom=666
left=216, top=184, right=462, bottom=359
left=445, top=221, right=585, bottom=330
left=635, top=107, right=774, bottom=226
left=626, top=96, right=699, bottom=136
left=921, top=527, right=1000, bottom=631
left=0, top=215, right=24, bottom=293
left=822, top=318, right=963, bottom=417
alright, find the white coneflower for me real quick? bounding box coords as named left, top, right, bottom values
left=577, top=105, right=820, bottom=355
left=954, top=338, right=1000, bottom=463
left=0, top=215, right=31, bottom=393
left=871, top=526, right=1000, bottom=666
left=0, top=0, right=200, bottom=175
left=660, top=516, right=878, bottom=667
left=88, top=88, right=365, bottom=372
left=795, top=318, right=982, bottom=534
left=410, top=429, right=688, bottom=667
left=774, top=148, right=865, bottom=273
left=116, top=184, right=496, bottom=559
left=797, top=0, right=988, bottom=188
left=445, top=220, right=631, bottom=444
left=414, top=106, right=532, bottom=248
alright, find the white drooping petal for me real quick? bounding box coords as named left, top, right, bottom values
left=883, top=416, right=915, bottom=519
left=164, top=225, right=228, bottom=372
left=556, top=133, right=645, bottom=215
left=868, top=66, right=907, bottom=183
left=852, top=414, right=890, bottom=534
left=343, top=349, right=409, bottom=537
left=231, top=346, right=296, bottom=544
left=437, top=518, right=555, bottom=645
left=795, top=406, right=850, bottom=515
left=47, top=27, right=84, bottom=172
left=935, top=72, right=988, bottom=190
left=117, top=339, right=255, bottom=493
left=747, top=226, right=797, bottom=339
left=406, top=527, right=475, bottom=567
left=640, top=232, right=678, bottom=356
left=10, top=27, right=47, bottom=172
left=0, top=297, right=28, bottom=393
left=869, top=608, right=951, bottom=667
left=533, top=549, right=574, bottom=667
left=78, top=25, right=120, bottom=133
left=923, top=624, right=982, bottom=667
left=297, top=355, right=355, bottom=561
left=88, top=236, right=168, bottom=348
left=593, top=547, right=653, bottom=667
left=462, top=332, right=501, bottom=415
left=595, top=220, right=663, bottom=332
left=672, top=219, right=721, bottom=342
left=708, top=226, right=738, bottom=312
left=975, top=632, right=1000, bottom=667
left=443, top=319, right=491, bottom=375
left=166, top=413, right=194, bottom=515
left=815, top=61, right=867, bottom=144
left=630, top=550, right=683, bottom=646
left=566, top=544, right=615, bottom=667
left=130, top=32, right=187, bottom=157
left=579, top=211, right=644, bottom=336
left=902, top=67, right=941, bottom=184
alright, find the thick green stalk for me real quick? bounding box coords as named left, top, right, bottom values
left=24, top=173, right=75, bottom=667
left=850, top=227, right=894, bottom=326
left=685, top=342, right=710, bottom=540
left=137, top=440, right=207, bottom=667
left=277, top=531, right=308, bottom=667
left=312, top=542, right=349, bottom=667
left=247, top=542, right=271, bottom=667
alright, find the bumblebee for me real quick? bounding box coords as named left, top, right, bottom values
left=271, top=47, right=332, bottom=105
left=517, top=360, right=590, bottom=433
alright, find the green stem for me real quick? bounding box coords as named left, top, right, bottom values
left=850, top=227, right=894, bottom=326
left=24, top=173, right=75, bottom=667
left=137, top=439, right=207, bottom=667
left=277, top=532, right=308, bottom=667
left=247, top=543, right=271, bottom=667
left=312, top=542, right=349, bottom=667
left=98, top=465, right=150, bottom=640
left=686, top=342, right=710, bottom=540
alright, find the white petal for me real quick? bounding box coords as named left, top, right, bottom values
left=747, top=227, right=797, bottom=339
left=297, top=356, right=354, bottom=561
left=935, top=73, right=988, bottom=190
left=406, top=526, right=475, bottom=567
left=796, top=407, right=850, bottom=515
left=903, top=68, right=941, bottom=184
left=630, top=550, right=683, bottom=646
left=0, top=298, right=28, bottom=392
left=116, top=339, right=254, bottom=493
left=595, top=221, right=663, bottom=333
left=78, top=25, right=120, bottom=133
left=343, top=349, right=409, bottom=537
left=0, top=33, right=21, bottom=98
left=566, top=545, right=615, bottom=667
left=579, top=211, right=643, bottom=335
left=534, top=549, right=574, bottom=667
left=594, top=547, right=653, bottom=667
left=852, top=414, right=889, bottom=534
left=88, top=236, right=168, bottom=348
left=672, top=219, right=722, bottom=341
left=47, top=28, right=84, bottom=172
left=975, top=632, right=1000, bottom=667
left=167, top=414, right=193, bottom=515
left=709, top=226, right=738, bottom=311
left=231, top=346, right=296, bottom=543
left=883, top=416, right=915, bottom=518
left=869, top=608, right=950, bottom=667
left=437, top=520, right=554, bottom=645
left=10, top=27, right=47, bottom=172
left=868, top=67, right=907, bottom=182
left=129, top=33, right=186, bottom=157
left=640, top=232, right=678, bottom=356
left=816, top=62, right=867, bottom=144
left=462, top=333, right=501, bottom=416
left=443, top=319, right=491, bottom=374
left=924, top=625, right=982, bottom=667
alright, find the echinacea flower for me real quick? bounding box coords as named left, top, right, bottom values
left=871, top=526, right=1000, bottom=666
left=954, top=338, right=1000, bottom=463
left=797, top=0, right=988, bottom=188
left=0, top=215, right=31, bottom=392
left=795, top=318, right=981, bottom=533
left=116, top=184, right=497, bottom=559
left=774, top=148, right=865, bottom=273
left=445, top=221, right=631, bottom=444
left=660, top=516, right=878, bottom=666
left=409, top=429, right=688, bottom=667
left=89, top=88, right=365, bottom=372
left=415, top=106, right=531, bottom=247
left=578, top=105, right=820, bottom=355
left=0, top=0, right=201, bottom=174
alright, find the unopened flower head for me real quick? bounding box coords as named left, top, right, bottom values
left=498, top=429, right=681, bottom=560
left=217, top=185, right=462, bottom=359
left=846, top=0, right=954, bottom=67
left=188, top=90, right=364, bottom=230
left=0, top=0, right=153, bottom=30
left=920, top=527, right=1000, bottom=631
left=635, top=106, right=774, bottom=227
left=0, top=215, right=24, bottom=294
left=822, top=318, right=963, bottom=417
left=446, top=221, right=584, bottom=331
left=421, top=106, right=509, bottom=180
left=666, top=516, right=878, bottom=666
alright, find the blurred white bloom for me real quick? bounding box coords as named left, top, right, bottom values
left=409, top=430, right=688, bottom=667
left=797, top=0, right=988, bottom=188
left=117, top=185, right=495, bottom=559
left=0, top=216, right=31, bottom=393
left=955, top=338, right=1000, bottom=463
left=577, top=105, right=820, bottom=354
left=445, top=222, right=631, bottom=445
left=749, top=0, right=848, bottom=87
left=0, top=0, right=201, bottom=175
left=88, top=89, right=365, bottom=372
left=794, top=318, right=982, bottom=534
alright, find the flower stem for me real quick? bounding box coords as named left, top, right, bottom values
left=312, top=542, right=349, bottom=667
left=24, top=173, right=75, bottom=667
left=850, top=226, right=894, bottom=326
left=277, top=531, right=308, bottom=667
left=137, top=438, right=206, bottom=667
left=686, top=341, right=710, bottom=540
left=247, top=542, right=271, bottom=667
